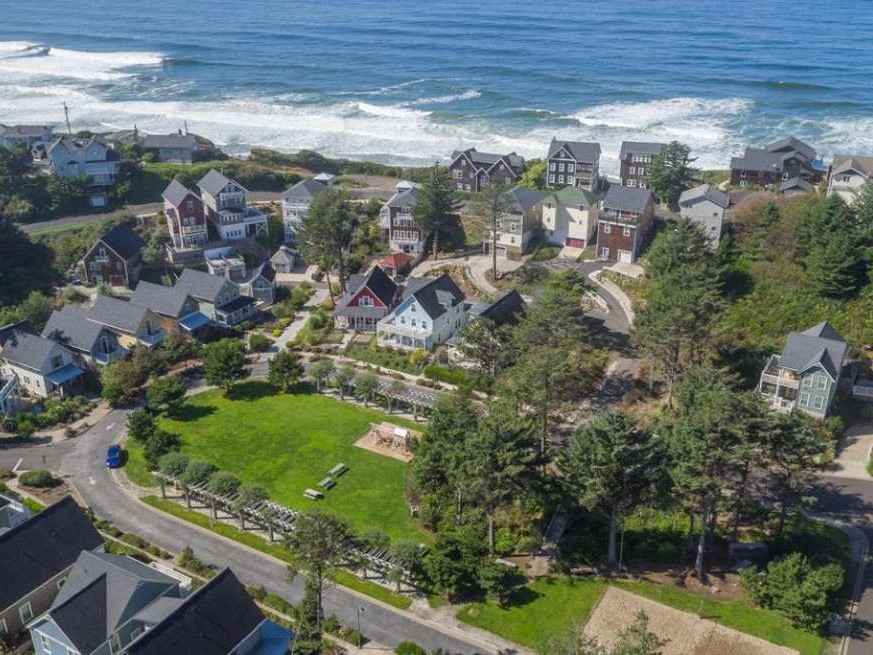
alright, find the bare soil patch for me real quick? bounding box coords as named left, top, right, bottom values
left=354, top=422, right=421, bottom=462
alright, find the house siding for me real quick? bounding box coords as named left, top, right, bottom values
left=165, top=192, right=208, bottom=251
left=596, top=199, right=654, bottom=263
left=679, top=198, right=724, bottom=249
left=546, top=149, right=599, bottom=191
left=82, top=242, right=141, bottom=288
left=1, top=569, right=70, bottom=638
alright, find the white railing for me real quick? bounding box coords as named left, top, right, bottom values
left=0, top=375, right=18, bottom=402
left=853, top=384, right=873, bottom=399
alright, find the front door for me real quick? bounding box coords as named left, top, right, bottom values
left=599, top=247, right=610, bottom=261
left=618, top=250, right=633, bottom=264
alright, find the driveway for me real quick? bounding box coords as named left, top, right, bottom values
left=827, top=422, right=873, bottom=481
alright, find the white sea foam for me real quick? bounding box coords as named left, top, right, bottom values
left=0, top=41, right=163, bottom=82
left=402, top=89, right=482, bottom=106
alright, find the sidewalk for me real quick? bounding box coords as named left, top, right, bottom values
left=827, top=422, right=873, bottom=481
left=0, top=399, right=114, bottom=444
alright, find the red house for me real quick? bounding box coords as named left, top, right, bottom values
left=333, top=266, right=398, bottom=331
left=162, top=179, right=208, bottom=251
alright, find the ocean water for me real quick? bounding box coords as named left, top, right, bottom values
left=1, top=0, right=871, bottom=174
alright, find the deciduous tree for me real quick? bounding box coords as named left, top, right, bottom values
left=267, top=349, right=304, bottom=392
left=202, top=338, right=249, bottom=395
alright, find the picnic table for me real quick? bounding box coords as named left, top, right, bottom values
left=304, top=488, right=323, bottom=500
left=330, top=463, right=348, bottom=477
left=318, top=477, right=336, bottom=489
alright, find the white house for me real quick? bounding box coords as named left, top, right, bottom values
left=541, top=186, right=598, bottom=249
left=281, top=177, right=328, bottom=242
left=377, top=274, right=470, bottom=351
left=0, top=329, right=84, bottom=399
left=47, top=137, right=120, bottom=208
left=197, top=170, right=268, bottom=241
left=828, top=155, right=873, bottom=205
left=0, top=124, right=53, bottom=149
left=678, top=183, right=731, bottom=249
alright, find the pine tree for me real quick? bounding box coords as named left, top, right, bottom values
left=470, top=183, right=512, bottom=280
left=413, top=164, right=461, bottom=259
left=647, top=141, right=694, bottom=210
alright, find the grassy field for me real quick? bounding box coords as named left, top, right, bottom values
left=458, top=577, right=827, bottom=654
left=155, top=382, right=425, bottom=542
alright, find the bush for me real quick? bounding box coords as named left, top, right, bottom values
left=395, top=641, right=426, bottom=655
left=126, top=409, right=157, bottom=443
left=143, top=429, right=181, bottom=471
left=249, top=333, right=274, bottom=353
left=158, top=452, right=190, bottom=478
left=0, top=468, right=14, bottom=480
left=181, top=460, right=217, bottom=487
left=271, top=328, right=283, bottom=338
left=423, top=365, right=472, bottom=387
left=207, top=471, right=241, bottom=496
left=120, top=532, right=148, bottom=549
left=19, top=469, right=55, bottom=488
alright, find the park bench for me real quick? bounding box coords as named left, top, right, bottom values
left=303, top=488, right=323, bottom=500
left=329, top=463, right=348, bottom=477
left=318, top=477, right=336, bottom=490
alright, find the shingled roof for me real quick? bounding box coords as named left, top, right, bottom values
left=471, top=289, right=525, bottom=327
left=548, top=138, right=601, bottom=162
left=282, top=177, right=328, bottom=201
left=401, top=273, right=466, bottom=320
left=603, top=185, right=653, bottom=213
left=161, top=179, right=195, bottom=207
left=779, top=321, right=847, bottom=380
left=142, top=133, right=196, bottom=150
left=98, top=224, right=145, bottom=260
left=0, top=330, right=60, bottom=371
left=132, top=281, right=191, bottom=318
left=88, top=296, right=151, bottom=334
left=0, top=496, right=102, bottom=612
left=619, top=141, right=667, bottom=159
left=175, top=268, right=229, bottom=302
left=42, top=304, right=109, bottom=353
left=679, top=183, right=730, bottom=208
left=198, top=169, right=237, bottom=197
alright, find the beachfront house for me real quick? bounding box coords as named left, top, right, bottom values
left=541, top=186, right=599, bottom=249
left=281, top=177, right=329, bottom=242
left=448, top=148, right=525, bottom=193
left=381, top=181, right=425, bottom=255
left=198, top=170, right=268, bottom=241
left=729, top=136, right=822, bottom=190
left=546, top=138, right=601, bottom=191
left=80, top=223, right=145, bottom=288
left=619, top=141, right=667, bottom=189
left=758, top=321, right=847, bottom=418
left=597, top=185, right=655, bottom=264
left=162, top=179, right=209, bottom=251
left=678, top=183, right=730, bottom=249
left=334, top=265, right=398, bottom=332
left=492, top=187, right=547, bottom=259
left=828, top=155, right=873, bottom=205
left=47, top=136, right=120, bottom=208
left=377, top=273, right=470, bottom=351
left=141, top=133, right=197, bottom=164
left=0, top=124, right=53, bottom=149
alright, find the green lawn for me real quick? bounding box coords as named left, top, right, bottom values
left=458, top=577, right=826, bottom=655
left=157, top=382, right=425, bottom=542
left=123, top=443, right=155, bottom=487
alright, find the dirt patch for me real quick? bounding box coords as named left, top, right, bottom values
left=633, top=567, right=744, bottom=602
left=424, top=265, right=480, bottom=299
left=585, top=587, right=797, bottom=655
left=354, top=422, right=421, bottom=462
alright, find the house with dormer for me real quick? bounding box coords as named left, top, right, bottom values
left=130, top=281, right=198, bottom=336
left=334, top=266, right=398, bottom=331
left=380, top=181, right=425, bottom=255
left=80, top=224, right=145, bottom=288
left=448, top=148, right=525, bottom=193
left=85, top=297, right=166, bottom=349
left=174, top=268, right=257, bottom=327
left=377, top=274, right=469, bottom=350
left=41, top=305, right=127, bottom=369
left=0, top=328, right=84, bottom=399
left=758, top=321, right=847, bottom=418
left=546, top=138, right=601, bottom=191
left=828, top=154, right=873, bottom=205
left=161, top=179, right=208, bottom=251
left=198, top=170, right=268, bottom=241
left=729, top=136, right=823, bottom=190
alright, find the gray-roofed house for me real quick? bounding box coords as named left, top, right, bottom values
left=86, top=297, right=166, bottom=349
left=162, top=179, right=209, bottom=252
left=448, top=289, right=525, bottom=362
left=28, top=551, right=187, bottom=655
left=334, top=265, right=398, bottom=331
left=758, top=321, right=848, bottom=418
left=42, top=305, right=128, bottom=368
left=0, top=124, right=54, bottom=149
left=779, top=177, right=816, bottom=198
left=541, top=186, right=599, bottom=249
left=828, top=154, right=873, bottom=205
left=0, top=492, right=31, bottom=534
left=241, top=263, right=277, bottom=305
left=270, top=245, right=296, bottom=274
left=130, top=281, right=198, bottom=335
left=619, top=141, right=667, bottom=188
left=380, top=181, right=425, bottom=255
left=0, top=328, right=84, bottom=399
left=122, top=568, right=291, bottom=655
left=175, top=268, right=257, bottom=326
left=47, top=136, right=120, bottom=208
left=80, top=223, right=146, bottom=288
left=494, top=187, right=548, bottom=259
left=197, top=170, right=268, bottom=241
left=729, top=136, right=821, bottom=190
left=597, top=185, right=655, bottom=263
left=377, top=273, right=470, bottom=350
left=448, top=148, right=526, bottom=192
left=546, top=138, right=601, bottom=191
left=0, top=497, right=103, bottom=640
left=141, top=133, right=197, bottom=164
left=678, top=183, right=731, bottom=249
left=281, top=177, right=328, bottom=242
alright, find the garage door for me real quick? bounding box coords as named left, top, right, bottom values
left=565, top=237, right=586, bottom=248
left=618, top=250, right=633, bottom=264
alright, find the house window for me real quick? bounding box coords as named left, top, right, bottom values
left=640, top=181, right=647, bottom=189
left=817, top=376, right=828, bottom=391
left=548, top=174, right=555, bottom=183
left=40, top=634, right=51, bottom=652
left=558, top=163, right=565, bottom=172
left=19, top=601, right=33, bottom=623
left=411, top=319, right=417, bottom=327
left=600, top=247, right=610, bottom=259
left=638, top=167, right=645, bottom=176
left=359, top=296, right=373, bottom=307
left=799, top=391, right=810, bottom=406
left=627, top=179, right=637, bottom=188
left=410, top=304, right=416, bottom=312
left=629, top=167, right=636, bottom=175
left=812, top=396, right=824, bottom=410
left=802, top=376, right=813, bottom=387
left=566, top=177, right=575, bottom=186
left=130, top=627, right=143, bottom=641
left=50, top=355, right=63, bottom=370
left=549, top=162, right=555, bottom=171
left=622, top=227, right=631, bottom=237
left=0, top=619, right=7, bottom=635
left=558, top=175, right=564, bottom=184
left=421, top=321, right=427, bottom=329
left=603, top=224, right=611, bottom=234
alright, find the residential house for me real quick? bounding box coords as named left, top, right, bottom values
left=141, top=133, right=197, bottom=164
left=678, top=183, right=730, bottom=249
left=130, top=282, right=198, bottom=336
left=377, top=274, right=470, bottom=350
left=198, top=170, right=268, bottom=241
left=780, top=177, right=815, bottom=198
left=448, top=289, right=525, bottom=362
left=448, top=148, right=525, bottom=192
left=162, top=179, right=209, bottom=251
left=380, top=182, right=424, bottom=255
left=729, top=136, right=822, bottom=189
left=314, top=172, right=336, bottom=186
left=597, top=185, right=655, bottom=264
left=41, top=305, right=127, bottom=368
left=104, top=129, right=139, bottom=146
left=175, top=268, right=257, bottom=327
left=0, top=493, right=30, bottom=533
left=122, top=568, right=291, bottom=655
left=619, top=141, right=667, bottom=188
left=241, top=263, right=276, bottom=305
left=828, top=155, right=873, bottom=204
left=0, top=497, right=102, bottom=640
left=281, top=177, right=328, bottom=242
left=758, top=321, right=847, bottom=418
left=28, top=551, right=187, bottom=655
left=546, top=138, right=601, bottom=191
left=541, top=186, right=598, bottom=248
left=270, top=245, right=296, bottom=274
left=493, top=187, right=547, bottom=259
left=86, top=297, right=166, bottom=349
left=80, top=223, right=145, bottom=288
left=0, top=329, right=84, bottom=399
left=47, top=136, right=120, bottom=208
left=205, top=247, right=247, bottom=282
left=0, top=124, right=53, bottom=149
left=334, top=265, right=398, bottom=331
left=378, top=252, right=415, bottom=278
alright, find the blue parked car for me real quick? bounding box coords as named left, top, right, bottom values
left=106, top=444, right=122, bottom=468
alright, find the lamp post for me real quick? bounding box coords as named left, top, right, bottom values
left=357, top=605, right=365, bottom=648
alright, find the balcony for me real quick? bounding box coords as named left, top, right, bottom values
left=138, top=327, right=167, bottom=348
left=93, top=345, right=129, bottom=365
left=0, top=374, right=18, bottom=404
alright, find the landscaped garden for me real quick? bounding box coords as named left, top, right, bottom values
left=142, top=381, right=425, bottom=542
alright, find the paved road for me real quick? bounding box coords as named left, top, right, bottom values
left=0, top=412, right=490, bottom=654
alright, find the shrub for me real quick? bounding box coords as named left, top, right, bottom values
left=143, top=429, right=181, bottom=470
left=126, top=409, right=156, bottom=443
left=0, top=468, right=14, bottom=480
left=158, top=452, right=190, bottom=478
left=19, top=469, right=55, bottom=488
left=181, top=460, right=217, bottom=487
left=120, top=532, right=148, bottom=549
left=207, top=471, right=241, bottom=496
left=271, top=328, right=283, bottom=338
left=395, top=641, right=426, bottom=655
left=249, top=333, right=274, bottom=353
left=423, top=365, right=473, bottom=387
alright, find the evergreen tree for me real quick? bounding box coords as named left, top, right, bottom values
left=202, top=338, right=249, bottom=395
left=647, top=141, right=694, bottom=210
left=293, top=575, right=323, bottom=655
left=470, top=183, right=511, bottom=280
left=297, top=188, right=356, bottom=294
left=612, top=611, right=666, bottom=655
left=644, top=218, right=713, bottom=280
left=801, top=194, right=866, bottom=297
left=413, top=164, right=461, bottom=259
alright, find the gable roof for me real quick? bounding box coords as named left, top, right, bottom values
left=619, top=141, right=667, bottom=159
left=175, top=268, right=230, bottom=302
left=123, top=569, right=266, bottom=655
left=730, top=148, right=790, bottom=173
left=0, top=124, right=51, bottom=137
left=779, top=321, right=847, bottom=379
left=831, top=154, right=873, bottom=179
left=282, top=177, right=327, bottom=201
left=0, top=496, right=102, bottom=611
left=142, top=133, right=196, bottom=150
left=97, top=223, right=145, bottom=260
left=544, top=185, right=597, bottom=207
left=780, top=177, right=815, bottom=193
left=270, top=245, right=296, bottom=266
left=472, top=289, right=525, bottom=327
left=384, top=186, right=419, bottom=210
left=402, top=273, right=465, bottom=320
left=42, top=305, right=108, bottom=353
left=248, top=262, right=276, bottom=284
left=132, top=281, right=191, bottom=318
left=679, top=183, right=730, bottom=208
left=48, top=135, right=111, bottom=157
left=88, top=296, right=150, bottom=334
left=49, top=551, right=177, bottom=654
left=602, top=185, right=653, bottom=213
left=162, top=179, right=196, bottom=207
left=0, top=330, right=60, bottom=370
left=360, top=266, right=397, bottom=305
left=766, top=136, right=816, bottom=161
left=198, top=169, right=238, bottom=197
left=379, top=252, right=415, bottom=269
left=450, top=149, right=525, bottom=174
left=504, top=187, right=547, bottom=213
left=548, top=138, right=601, bottom=162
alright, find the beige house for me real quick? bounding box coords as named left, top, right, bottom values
left=541, top=186, right=598, bottom=249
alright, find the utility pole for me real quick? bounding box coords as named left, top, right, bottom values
left=62, top=101, right=72, bottom=135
